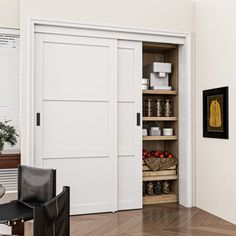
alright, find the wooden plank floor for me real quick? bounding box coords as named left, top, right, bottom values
left=25, top=203, right=236, bottom=236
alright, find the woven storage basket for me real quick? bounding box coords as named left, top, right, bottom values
left=144, top=157, right=178, bottom=171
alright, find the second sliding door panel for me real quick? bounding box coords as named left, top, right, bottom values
left=34, top=33, right=118, bottom=215
left=117, top=40, right=142, bottom=210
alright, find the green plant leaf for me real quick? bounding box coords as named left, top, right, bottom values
left=0, top=120, right=18, bottom=152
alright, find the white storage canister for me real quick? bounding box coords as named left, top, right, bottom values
left=142, top=78, right=149, bottom=85
left=163, top=128, right=173, bottom=136
left=142, top=129, right=148, bottom=136
left=150, top=127, right=161, bottom=136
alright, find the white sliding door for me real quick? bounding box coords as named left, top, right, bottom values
left=34, top=33, right=117, bottom=214
left=34, top=31, right=142, bottom=215
left=117, top=40, right=142, bottom=210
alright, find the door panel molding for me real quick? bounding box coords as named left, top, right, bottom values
left=117, top=40, right=142, bottom=210
left=34, top=33, right=118, bottom=214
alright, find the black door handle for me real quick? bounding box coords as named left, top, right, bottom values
left=137, top=113, right=141, bottom=126
left=36, top=113, right=40, bottom=126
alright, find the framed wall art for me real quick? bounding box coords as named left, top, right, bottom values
left=203, top=86, right=229, bottom=139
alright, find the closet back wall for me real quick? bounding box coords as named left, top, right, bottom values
left=21, top=0, right=195, bottom=165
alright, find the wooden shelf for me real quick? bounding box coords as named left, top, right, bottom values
left=142, top=90, right=177, bottom=95
left=143, top=175, right=178, bottom=182
left=0, top=153, right=20, bottom=169
left=143, top=136, right=177, bottom=141
left=143, top=169, right=176, bottom=177
left=143, top=194, right=178, bottom=205
left=143, top=165, right=176, bottom=171
left=143, top=43, right=177, bottom=54
left=143, top=117, right=177, bottom=121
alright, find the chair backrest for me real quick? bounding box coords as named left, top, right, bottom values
left=18, top=165, right=56, bottom=206
left=33, top=186, right=70, bottom=236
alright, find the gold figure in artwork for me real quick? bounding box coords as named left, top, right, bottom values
left=209, top=100, right=222, bottom=127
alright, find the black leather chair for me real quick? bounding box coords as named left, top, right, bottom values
left=18, top=165, right=56, bottom=207
left=33, top=186, right=70, bottom=236
left=0, top=165, right=56, bottom=236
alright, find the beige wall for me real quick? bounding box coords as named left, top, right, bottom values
left=195, top=0, right=236, bottom=224
left=0, top=0, right=19, bottom=29
left=2, top=0, right=236, bottom=226
left=21, top=0, right=195, bottom=31
left=20, top=0, right=195, bottom=164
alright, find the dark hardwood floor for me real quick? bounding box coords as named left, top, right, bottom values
left=25, top=203, right=236, bottom=236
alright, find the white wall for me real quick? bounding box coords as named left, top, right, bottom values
left=195, top=0, right=236, bottom=224
left=21, top=0, right=195, bottom=32
left=0, top=0, right=19, bottom=29
left=20, top=0, right=195, bottom=164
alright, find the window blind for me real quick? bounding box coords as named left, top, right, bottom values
left=0, top=168, right=17, bottom=192
left=0, top=30, right=20, bottom=153
left=0, top=29, right=20, bottom=193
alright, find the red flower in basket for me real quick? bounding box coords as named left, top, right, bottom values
left=164, top=151, right=169, bottom=157
left=159, top=152, right=164, bottom=158
left=167, top=153, right=173, bottom=158
left=154, top=150, right=161, bottom=157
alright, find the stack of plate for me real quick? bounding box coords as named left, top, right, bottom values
left=142, top=78, right=149, bottom=90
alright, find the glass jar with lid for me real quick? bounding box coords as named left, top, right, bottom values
left=155, top=99, right=163, bottom=117
left=164, top=99, right=172, bottom=117
left=144, top=98, right=154, bottom=117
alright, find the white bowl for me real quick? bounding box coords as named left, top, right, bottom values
left=163, top=128, right=173, bottom=136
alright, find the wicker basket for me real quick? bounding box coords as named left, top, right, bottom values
left=143, top=157, right=178, bottom=171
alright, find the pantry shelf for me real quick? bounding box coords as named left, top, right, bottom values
left=143, top=175, right=178, bottom=182
left=142, top=165, right=176, bottom=171
left=143, top=169, right=176, bottom=177
left=143, top=193, right=178, bottom=205
left=143, top=136, right=178, bottom=141
left=143, top=117, right=177, bottom=121
left=142, top=42, right=179, bottom=205
left=142, top=90, right=177, bottom=95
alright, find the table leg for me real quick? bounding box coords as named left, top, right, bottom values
left=12, top=220, right=24, bottom=236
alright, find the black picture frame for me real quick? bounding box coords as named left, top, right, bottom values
left=203, top=86, right=229, bottom=139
